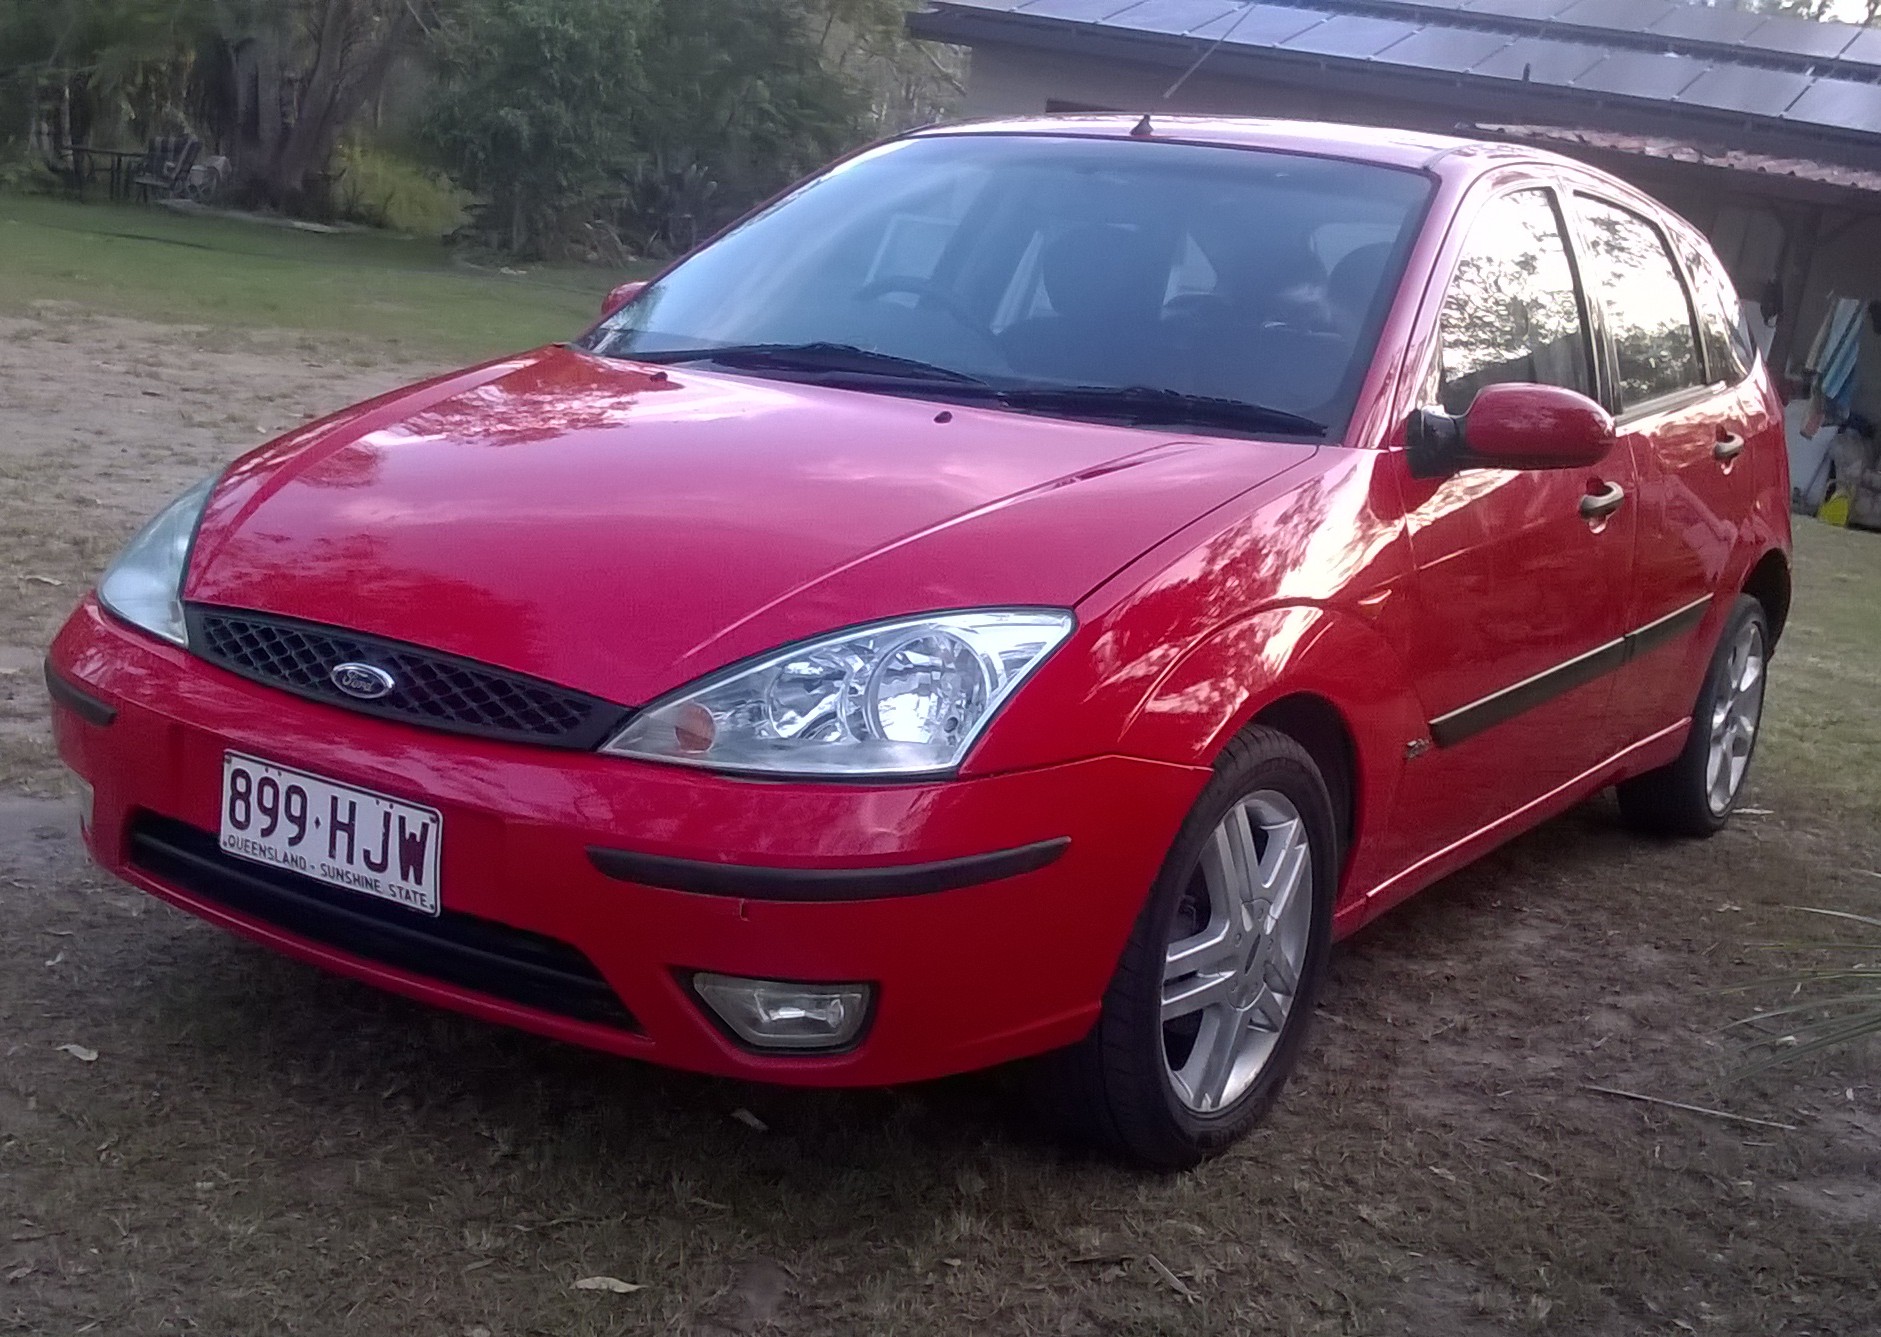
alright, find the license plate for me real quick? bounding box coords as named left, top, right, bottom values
left=219, top=752, right=442, bottom=916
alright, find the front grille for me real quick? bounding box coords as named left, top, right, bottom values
left=187, top=606, right=631, bottom=749
left=129, top=813, right=637, bottom=1031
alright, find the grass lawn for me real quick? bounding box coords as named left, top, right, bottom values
left=1763, top=519, right=1881, bottom=813
left=0, top=192, right=632, bottom=361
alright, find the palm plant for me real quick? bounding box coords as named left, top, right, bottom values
left=1727, top=907, right=1881, bottom=1076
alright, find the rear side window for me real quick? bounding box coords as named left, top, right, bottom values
left=1575, top=197, right=1704, bottom=408
left=1677, top=234, right=1755, bottom=384
left=1436, top=189, right=1593, bottom=416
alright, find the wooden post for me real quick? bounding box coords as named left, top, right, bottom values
left=1767, top=203, right=1823, bottom=391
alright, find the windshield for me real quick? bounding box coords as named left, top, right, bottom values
left=581, top=133, right=1433, bottom=439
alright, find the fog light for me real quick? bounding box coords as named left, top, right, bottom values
left=691, top=973, right=873, bottom=1051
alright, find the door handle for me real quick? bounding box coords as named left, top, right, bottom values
left=1714, top=430, right=1746, bottom=462
left=1579, top=481, right=1626, bottom=521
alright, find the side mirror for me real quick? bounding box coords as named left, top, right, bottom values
left=600, top=280, right=647, bottom=320
left=1409, top=383, right=1614, bottom=478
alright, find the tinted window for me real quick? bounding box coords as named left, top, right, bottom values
left=1576, top=197, right=1704, bottom=407
left=1437, top=189, right=1592, bottom=416
left=584, top=135, right=1433, bottom=436
left=1678, top=233, right=1754, bottom=383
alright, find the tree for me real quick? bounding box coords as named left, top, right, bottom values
left=2, top=0, right=427, bottom=212
left=1731, top=0, right=1880, bottom=23
left=208, top=0, right=428, bottom=211
left=805, top=0, right=963, bottom=132
left=423, top=0, right=649, bottom=256
left=621, top=0, right=865, bottom=254
left=424, top=0, right=878, bottom=258
left=1, top=0, right=212, bottom=163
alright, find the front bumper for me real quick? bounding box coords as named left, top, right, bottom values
left=49, top=599, right=1207, bottom=1086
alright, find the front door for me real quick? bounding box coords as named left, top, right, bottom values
left=1386, top=184, right=1639, bottom=861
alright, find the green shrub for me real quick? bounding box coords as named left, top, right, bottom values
left=332, top=141, right=471, bottom=238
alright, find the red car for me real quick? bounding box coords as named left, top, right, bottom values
left=48, top=118, right=1790, bottom=1168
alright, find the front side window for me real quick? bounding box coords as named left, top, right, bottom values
left=1576, top=197, right=1705, bottom=408
left=583, top=134, right=1433, bottom=438
left=1436, top=189, right=1593, bottom=416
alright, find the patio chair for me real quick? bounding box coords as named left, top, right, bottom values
left=131, top=135, right=201, bottom=202
left=186, top=154, right=231, bottom=203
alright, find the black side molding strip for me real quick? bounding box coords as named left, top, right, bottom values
left=1429, top=595, right=1713, bottom=750
left=44, top=661, right=117, bottom=727
left=1626, top=596, right=1712, bottom=661
left=1429, top=637, right=1627, bottom=749
left=587, top=836, right=1071, bottom=901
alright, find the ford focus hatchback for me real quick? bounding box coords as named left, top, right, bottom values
left=47, top=118, right=1791, bottom=1168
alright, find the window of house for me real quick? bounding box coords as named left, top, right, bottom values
left=1437, top=189, right=1593, bottom=416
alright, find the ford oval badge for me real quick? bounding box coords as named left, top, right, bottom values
left=331, top=662, right=397, bottom=701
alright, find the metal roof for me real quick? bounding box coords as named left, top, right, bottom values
left=1474, top=123, right=1881, bottom=198
left=912, top=0, right=1881, bottom=147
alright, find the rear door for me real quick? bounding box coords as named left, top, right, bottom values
left=1386, top=180, right=1640, bottom=856
left=1567, top=192, right=1761, bottom=742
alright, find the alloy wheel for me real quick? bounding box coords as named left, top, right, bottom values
left=1160, top=791, right=1314, bottom=1114
left=1705, top=619, right=1766, bottom=817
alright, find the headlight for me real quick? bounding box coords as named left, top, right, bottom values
left=97, top=474, right=218, bottom=646
left=603, top=609, right=1075, bottom=777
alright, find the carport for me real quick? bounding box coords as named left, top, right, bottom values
left=911, top=0, right=1881, bottom=390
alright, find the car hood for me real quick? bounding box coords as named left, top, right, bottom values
left=185, top=345, right=1315, bottom=704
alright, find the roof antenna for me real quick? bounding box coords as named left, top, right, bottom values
left=1162, top=2, right=1261, bottom=103
left=1131, top=112, right=1155, bottom=137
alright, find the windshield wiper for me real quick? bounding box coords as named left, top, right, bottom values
left=631, top=342, right=995, bottom=388
left=997, top=385, right=1327, bottom=438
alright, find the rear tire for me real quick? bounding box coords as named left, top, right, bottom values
left=1617, top=594, right=1769, bottom=839
left=1031, top=726, right=1336, bottom=1170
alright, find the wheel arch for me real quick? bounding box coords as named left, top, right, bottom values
left=1117, top=603, right=1427, bottom=901
left=1741, top=548, right=1791, bottom=648
left=1252, top=693, right=1358, bottom=859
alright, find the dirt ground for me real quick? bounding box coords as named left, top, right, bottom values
left=2, top=305, right=1878, bottom=1336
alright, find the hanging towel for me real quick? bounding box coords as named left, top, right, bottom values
left=1818, top=297, right=1863, bottom=414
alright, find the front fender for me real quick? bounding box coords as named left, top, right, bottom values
left=1118, top=603, right=1428, bottom=902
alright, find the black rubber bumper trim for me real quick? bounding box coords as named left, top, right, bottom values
left=44, top=661, right=117, bottom=727
left=130, top=814, right=638, bottom=1031
left=587, top=836, right=1071, bottom=901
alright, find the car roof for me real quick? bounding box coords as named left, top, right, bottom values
left=914, top=114, right=1545, bottom=178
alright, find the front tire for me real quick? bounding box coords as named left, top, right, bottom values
left=1617, top=594, right=1770, bottom=838
left=1032, top=726, right=1336, bottom=1170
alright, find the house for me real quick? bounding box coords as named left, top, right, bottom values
left=909, top=0, right=1881, bottom=386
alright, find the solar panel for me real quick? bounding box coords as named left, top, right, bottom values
left=1744, top=16, right=1860, bottom=60
left=1675, top=64, right=1811, bottom=118
left=1278, top=13, right=1424, bottom=59
left=1471, top=36, right=1608, bottom=84
left=1021, top=0, right=1143, bottom=20
left=1840, top=26, right=1881, bottom=70
left=1459, top=0, right=1578, bottom=21
left=1204, top=4, right=1337, bottom=45
left=1090, top=0, right=1240, bottom=35
left=1572, top=50, right=1708, bottom=101
left=1646, top=4, right=1766, bottom=46
left=1368, top=24, right=1515, bottom=75
left=1785, top=78, right=1881, bottom=136
left=1552, top=0, right=1679, bottom=38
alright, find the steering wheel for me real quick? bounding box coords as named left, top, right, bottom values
left=854, top=277, right=1007, bottom=361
